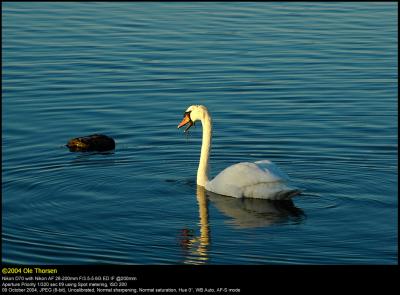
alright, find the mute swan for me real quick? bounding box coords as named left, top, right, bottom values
left=177, top=105, right=300, bottom=200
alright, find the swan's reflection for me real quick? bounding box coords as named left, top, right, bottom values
left=180, top=186, right=210, bottom=265
left=180, top=186, right=305, bottom=264
left=207, top=190, right=305, bottom=229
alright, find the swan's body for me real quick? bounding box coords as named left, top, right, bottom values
left=178, top=105, right=300, bottom=200
left=206, top=160, right=299, bottom=199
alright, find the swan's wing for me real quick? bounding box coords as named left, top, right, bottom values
left=213, top=160, right=290, bottom=184
left=206, top=160, right=293, bottom=198
left=254, top=160, right=290, bottom=181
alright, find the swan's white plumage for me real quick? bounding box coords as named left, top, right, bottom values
left=178, top=105, right=300, bottom=200
left=206, top=160, right=298, bottom=199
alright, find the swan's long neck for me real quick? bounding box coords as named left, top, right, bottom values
left=197, top=111, right=212, bottom=187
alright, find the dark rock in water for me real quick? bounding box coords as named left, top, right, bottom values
left=66, top=134, right=115, bottom=152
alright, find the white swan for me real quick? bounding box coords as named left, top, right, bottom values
left=177, top=105, right=301, bottom=200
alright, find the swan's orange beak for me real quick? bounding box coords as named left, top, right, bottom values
left=177, top=113, right=194, bottom=132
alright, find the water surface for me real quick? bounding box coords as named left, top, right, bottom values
left=2, top=2, right=398, bottom=264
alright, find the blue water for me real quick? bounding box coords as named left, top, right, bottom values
left=2, top=2, right=397, bottom=264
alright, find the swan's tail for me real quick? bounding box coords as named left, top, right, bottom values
left=275, top=188, right=302, bottom=200
left=287, top=189, right=302, bottom=198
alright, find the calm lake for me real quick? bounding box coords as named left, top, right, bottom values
left=2, top=2, right=397, bottom=264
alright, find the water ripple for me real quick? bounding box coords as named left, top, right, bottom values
left=2, top=2, right=397, bottom=264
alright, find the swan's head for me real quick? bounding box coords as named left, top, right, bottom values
left=177, top=105, right=209, bottom=133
